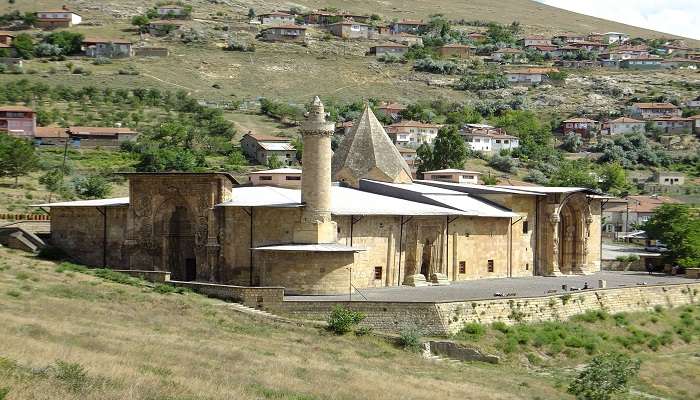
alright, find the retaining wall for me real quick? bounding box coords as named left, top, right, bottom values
left=273, top=283, right=700, bottom=335
left=168, top=281, right=285, bottom=307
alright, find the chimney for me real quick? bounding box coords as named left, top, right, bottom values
left=293, top=96, right=337, bottom=244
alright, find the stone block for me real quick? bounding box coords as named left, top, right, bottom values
left=686, top=268, right=700, bottom=279
left=430, top=273, right=450, bottom=285
left=404, top=274, right=428, bottom=287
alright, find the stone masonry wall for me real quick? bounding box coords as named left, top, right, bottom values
left=275, top=283, right=700, bottom=335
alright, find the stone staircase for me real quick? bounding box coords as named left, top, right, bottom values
left=0, top=226, right=46, bottom=253
left=223, top=302, right=325, bottom=328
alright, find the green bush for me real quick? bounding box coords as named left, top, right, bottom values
left=397, top=327, right=422, bottom=351
left=53, top=360, right=88, bottom=392
left=567, top=353, right=640, bottom=400
left=456, top=322, right=485, bottom=341
left=55, top=262, right=87, bottom=274
left=0, top=387, right=9, bottom=400
left=492, top=321, right=510, bottom=333
left=326, top=306, right=365, bottom=335
left=573, top=310, right=608, bottom=323
left=154, top=284, right=187, bottom=294
left=92, top=269, right=142, bottom=286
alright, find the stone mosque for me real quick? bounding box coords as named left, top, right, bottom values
left=42, top=97, right=603, bottom=295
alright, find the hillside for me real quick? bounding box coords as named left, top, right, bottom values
left=1, top=248, right=700, bottom=399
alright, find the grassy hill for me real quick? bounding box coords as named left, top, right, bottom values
left=1, top=247, right=700, bottom=399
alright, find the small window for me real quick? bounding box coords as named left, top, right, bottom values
left=487, top=260, right=494, bottom=272
left=525, top=263, right=529, bottom=270
left=522, top=221, right=529, bottom=234
left=259, top=176, right=272, bottom=181
left=374, top=266, right=382, bottom=280
left=459, top=261, right=466, bottom=274
left=285, top=176, right=301, bottom=181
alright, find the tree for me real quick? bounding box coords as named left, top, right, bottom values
left=643, top=204, right=700, bottom=268
left=488, top=154, right=517, bottom=173
left=44, top=31, right=84, bottom=55
left=416, top=125, right=468, bottom=174
left=568, top=353, right=640, bottom=400
left=561, top=132, right=582, bottom=153
left=226, top=149, right=248, bottom=172
left=549, top=159, right=598, bottom=189
left=131, top=15, right=150, bottom=31
left=247, top=8, right=256, bottom=19
left=598, top=162, right=629, bottom=195
left=72, top=174, right=112, bottom=199
left=12, top=33, right=34, bottom=59
left=266, top=154, right=284, bottom=169
left=291, top=136, right=303, bottom=162
left=0, top=135, right=39, bottom=186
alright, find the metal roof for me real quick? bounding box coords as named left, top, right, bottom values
left=217, top=185, right=461, bottom=216
left=252, top=243, right=366, bottom=252
left=493, top=186, right=598, bottom=195
left=258, top=142, right=296, bottom=151
left=416, top=180, right=545, bottom=195
left=33, top=197, right=129, bottom=207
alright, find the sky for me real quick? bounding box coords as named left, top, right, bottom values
left=535, top=0, right=700, bottom=40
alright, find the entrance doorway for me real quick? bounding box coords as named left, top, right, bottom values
left=185, top=258, right=196, bottom=281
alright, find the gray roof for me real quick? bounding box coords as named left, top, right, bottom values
left=33, top=197, right=130, bottom=207
left=417, top=180, right=545, bottom=195
left=217, top=185, right=460, bottom=216
left=332, top=105, right=412, bottom=188
left=359, top=180, right=517, bottom=218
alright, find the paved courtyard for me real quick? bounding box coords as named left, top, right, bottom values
left=285, top=271, right=696, bottom=303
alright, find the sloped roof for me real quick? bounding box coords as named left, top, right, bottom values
left=33, top=197, right=129, bottom=207
left=609, top=117, right=644, bottom=123
left=424, top=169, right=481, bottom=175
left=0, top=105, right=33, bottom=112
left=332, top=105, right=412, bottom=188
left=563, top=117, right=597, bottom=123
left=35, top=126, right=68, bottom=138
left=243, top=133, right=291, bottom=142
left=249, top=168, right=301, bottom=175
left=604, top=195, right=681, bottom=213
left=633, top=102, right=678, bottom=109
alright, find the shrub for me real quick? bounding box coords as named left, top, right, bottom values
left=92, top=269, right=142, bottom=286
left=154, top=284, right=187, bottom=294
left=326, top=306, right=365, bottom=335
left=488, top=154, right=517, bottom=173
left=92, top=56, right=112, bottom=65
left=413, top=57, right=462, bottom=74
left=354, top=326, right=373, bottom=336
left=573, top=310, right=608, bottom=323
left=455, top=72, right=508, bottom=90
left=55, top=262, right=88, bottom=274
left=567, top=353, right=640, bottom=400
left=397, top=327, right=422, bottom=351
left=492, top=321, right=510, bottom=333
left=53, top=360, right=88, bottom=392
left=0, top=387, right=8, bottom=400
left=456, top=322, right=485, bottom=341
left=377, top=53, right=405, bottom=63
left=224, top=40, right=255, bottom=52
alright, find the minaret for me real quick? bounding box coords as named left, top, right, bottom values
left=293, top=96, right=337, bottom=244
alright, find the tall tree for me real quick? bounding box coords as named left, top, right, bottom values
left=416, top=125, right=468, bottom=174
left=643, top=204, right=700, bottom=268
left=0, top=135, right=39, bottom=186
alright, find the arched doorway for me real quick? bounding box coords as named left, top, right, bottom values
left=155, top=201, right=197, bottom=281
left=555, top=194, right=590, bottom=275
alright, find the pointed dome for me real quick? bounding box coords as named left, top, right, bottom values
left=332, top=105, right=413, bottom=188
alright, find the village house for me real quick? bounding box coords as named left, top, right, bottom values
left=35, top=9, right=82, bottom=28
left=67, top=126, right=138, bottom=148
left=602, top=117, right=646, bottom=135
left=0, top=31, right=14, bottom=45
left=248, top=168, right=302, bottom=189
left=437, top=43, right=474, bottom=59
left=602, top=195, right=679, bottom=233
left=459, top=124, right=519, bottom=153
left=554, top=60, right=601, bottom=69
left=260, top=25, right=306, bottom=43
left=258, top=12, right=295, bottom=26
left=335, top=121, right=354, bottom=136
left=569, top=41, right=607, bottom=52
left=549, top=45, right=578, bottom=59
left=0, top=106, right=36, bottom=139
left=661, top=58, right=698, bottom=70
left=686, top=97, right=700, bottom=109
left=530, top=45, right=558, bottom=56
left=376, top=102, right=405, bottom=119
left=490, top=48, right=525, bottom=63
left=650, top=116, right=693, bottom=134
left=146, top=20, right=183, bottom=36
left=561, top=117, right=598, bottom=138
left=552, top=33, right=586, bottom=44
left=41, top=99, right=603, bottom=295
left=653, top=171, right=685, bottom=186
left=303, top=11, right=337, bottom=25
left=587, top=33, right=604, bottom=43
left=82, top=38, right=133, bottom=58
left=387, top=120, right=440, bottom=146
left=505, top=67, right=558, bottom=85
left=423, top=169, right=481, bottom=185
left=467, top=32, right=487, bottom=42
left=156, top=5, right=188, bottom=18
left=602, top=32, right=629, bottom=44
left=240, top=133, right=296, bottom=166
left=630, top=103, right=682, bottom=120
left=368, top=43, right=408, bottom=57
left=658, top=44, right=690, bottom=57
left=34, top=126, right=69, bottom=146
left=689, top=115, right=700, bottom=134
left=620, top=56, right=663, bottom=70
left=392, top=19, right=426, bottom=34
left=329, top=20, right=371, bottom=39
left=518, top=35, right=552, bottom=48
left=396, top=146, right=417, bottom=172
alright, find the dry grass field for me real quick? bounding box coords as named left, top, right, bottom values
left=0, top=247, right=570, bottom=400
left=1, top=248, right=700, bottom=399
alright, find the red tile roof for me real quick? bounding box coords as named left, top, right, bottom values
left=633, top=102, right=679, bottom=109
left=35, top=126, right=68, bottom=138
left=0, top=105, right=33, bottom=112
left=244, top=133, right=291, bottom=142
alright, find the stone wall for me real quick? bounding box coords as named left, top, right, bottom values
left=274, top=283, right=700, bottom=335
left=168, top=280, right=284, bottom=308
left=113, top=269, right=171, bottom=282
left=50, top=206, right=128, bottom=268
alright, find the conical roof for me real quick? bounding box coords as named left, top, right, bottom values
left=332, top=105, right=413, bottom=188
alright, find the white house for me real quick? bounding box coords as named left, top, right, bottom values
left=603, top=117, right=646, bottom=135
left=422, top=169, right=482, bottom=185
left=460, top=124, right=519, bottom=153
left=387, top=121, right=440, bottom=147
left=630, top=103, right=682, bottom=120
left=603, top=32, right=629, bottom=44
left=505, top=68, right=558, bottom=85
left=35, top=10, right=82, bottom=28
left=258, top=12, right=295, bottom=26
left=248, top=168, right=302, bottom=188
